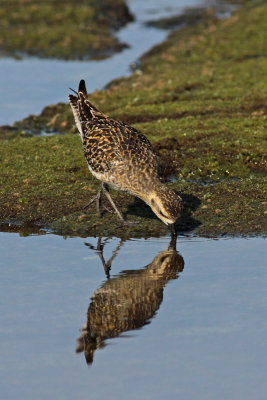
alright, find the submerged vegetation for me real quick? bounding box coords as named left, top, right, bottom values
left=0, top=0, right=133, bottom=59
left=0, top=1, right=266, bottom=237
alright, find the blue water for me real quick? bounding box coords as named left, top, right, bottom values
left=0, top=234, right=266, bottom=400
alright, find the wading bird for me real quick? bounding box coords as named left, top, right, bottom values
left=69, top=80, right=181, bottom=233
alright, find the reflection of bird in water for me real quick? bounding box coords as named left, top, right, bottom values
left=76, top=237, right=184, bottom=364
left=69, top=80, right=182, bottom=232
left=85, top=236, right=124, bottom=278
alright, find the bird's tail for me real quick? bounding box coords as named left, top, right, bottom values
left=68, top=91, right=83, bottom=138
left=68, top=79, right=106, bottom=138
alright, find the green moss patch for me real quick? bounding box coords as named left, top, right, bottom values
left=0, top=0, right=133, bottom=60
left=0, top=1, right=266, bottom=237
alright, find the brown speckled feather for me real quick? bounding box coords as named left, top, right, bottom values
left=69, top=81, right=159, bottom=195
left=69, top=79, right=182, bottom=227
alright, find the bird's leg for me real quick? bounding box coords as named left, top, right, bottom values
left=83, top=183, right=138, bottom=225
left=85, top=237, right=125, bottom=278
left=102, top=183, right=139, bottom=226
left=83, top=184, right=103, bottom=217
left=101, top=183, right=125, bottom=222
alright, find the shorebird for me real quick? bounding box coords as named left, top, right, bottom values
left=69, top=79, right=181, bottom=233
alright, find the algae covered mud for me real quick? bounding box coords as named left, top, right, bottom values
left=0, top=0, right=133, bottom=60
left=0, top=0, right=266, bottom=237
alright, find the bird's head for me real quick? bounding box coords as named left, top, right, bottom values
left=146, top=185, right=182, bottom=232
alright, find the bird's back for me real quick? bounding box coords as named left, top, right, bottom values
left=69, top=81, right=159, bottom=194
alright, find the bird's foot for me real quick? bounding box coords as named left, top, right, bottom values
left=83, top=187, right=103, bottom=217
left=102, top=205, right=114, bottom=214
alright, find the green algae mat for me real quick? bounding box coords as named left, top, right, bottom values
left=0, top=0, right=133, bottom=59
left=0, top=1, right=266, bottom=237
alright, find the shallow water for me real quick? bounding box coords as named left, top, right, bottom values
left=0, top=233, right=266, bottom=400
left=0, top=0, right=203, bottom=126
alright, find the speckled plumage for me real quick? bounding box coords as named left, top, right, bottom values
left=69, top=79, right=182, bottom=229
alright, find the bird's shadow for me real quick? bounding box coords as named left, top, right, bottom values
left=177, top=192, right=202, bottom=233
left=125, top=191, right=201, bottom=233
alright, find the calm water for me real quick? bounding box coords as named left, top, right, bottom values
left=0, top=234, right=266, bottom=400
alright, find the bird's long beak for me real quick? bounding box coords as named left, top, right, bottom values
left=168, top=223, right=177, bottom=237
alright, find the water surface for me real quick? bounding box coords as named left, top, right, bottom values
left=0, top=233, right=266, bottom=400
